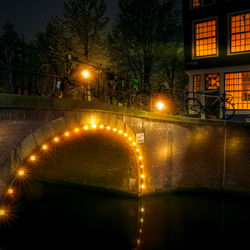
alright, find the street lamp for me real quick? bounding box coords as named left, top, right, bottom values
left=156, top=101, right=165, bottom=111
left=81, top=70, right=91, bottom=101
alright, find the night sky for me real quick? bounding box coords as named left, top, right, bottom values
left=0, top=0, right=119, bottom=39
left=0, top=0, right=181, bottom=40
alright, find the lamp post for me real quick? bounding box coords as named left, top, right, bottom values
left=82, top=70, right=91, bottom=101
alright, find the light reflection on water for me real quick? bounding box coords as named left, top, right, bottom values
left=1, top=181, right=250, bottom=250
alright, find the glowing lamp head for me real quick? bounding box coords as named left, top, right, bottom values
left=107, top=126, right=111, bottom=130
left=139, top=156, right=143, bottom=160
left=157, top=102, right=164, bottom=111
left=100, top=125, right=104, bottom=129
left=74, top=128, right=80, bottom=133
left=84, top=125, right=88, bottom=130
left=7, top=188, right=14, bottom=195
left=82, top=70, right=90, bottom=79
left=54, top=137, right=59, bottom=143
left=124, top=133, right=128, bottom=137
left=64, top=132, right=70, bottom=137
left=17, top=169, right=25, bottom=177
left=119, top=130, right=123, bottom=134
left=113, top=128, right=117, bottom=132
left=141, top=184, right=145, bottom=189
left=30, top=155, right=36, bottom=162
left=140, top=165, right=144, bottom=169
left=129, top=137, right=132, bottom=141
left=141, top=174, right=145, bottom=179
left=42, top=144, right=48, bottom=151
left=92, top=124, right=97, bottom=129
left=136, top=148, right=140, bottom=152
left=133, top=142, right=136, bottom=146
left=0, top=209, right=5, bottom=216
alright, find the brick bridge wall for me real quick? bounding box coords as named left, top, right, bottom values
left=0, top=94, right=250, bottom=196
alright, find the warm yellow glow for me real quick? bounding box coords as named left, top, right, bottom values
left=74, top=128, right=80, bottom=133
left=7, top=188, right=14, bottom=195
left=100, top=125, right=104, bottom=129
left=30, top=155, right=36, bottom=161
left=139, top=156, right=143, bottom=160
left=107, top=126, right=111, bottom=130
left=139, top=228, right=142, bottom=233
left=42, top=144, right=48, bottom=151
left=129, top=137, right=132, bottom=141
left=141, top=184, right=145, bottom=189
left=54, top=137, right=59, bottom=143
left=17, top=169, right=25, bottom=177
left=84, top=125, right=88, bottom=130
left=119, top=130, right=123, bottom=134
left=137, top=239, right=141, bottom=244
left=82, top=70, right=90, bottom=79
left=113, top=128, right=117, bottom=132
left=140, top=165, right=144, bottom=169
left=0, top=209, right=5, bottom=216
left=132, top=142, right=136, bottom=146
left=141, top=174, right=145, bottom=179
left=140, top=218, right=144, bottom=222
left=157, top=102, right=164, bottom=110
left=92, top=124, right=97, bottom=129
left=64, top=132, right=70, bottom=137
left=124, top=133, right=128, bottom=137
left=136, top=148, right=140, bottom=152
left=141, top=207, right=144, bottom=212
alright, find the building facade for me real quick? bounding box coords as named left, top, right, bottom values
left=183, top=0, right=250, bottom=121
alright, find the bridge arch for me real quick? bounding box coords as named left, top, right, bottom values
left=0, top=115, right=145, bottom=221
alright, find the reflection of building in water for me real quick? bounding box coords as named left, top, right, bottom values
left=183, top=0, right=250, bottom=121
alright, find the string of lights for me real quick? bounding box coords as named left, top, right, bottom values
left=0, top=123, right=146, bottom=224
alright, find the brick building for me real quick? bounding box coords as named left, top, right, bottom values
left=183, top=0, right=250, bottom=121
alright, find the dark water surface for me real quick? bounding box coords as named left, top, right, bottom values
left=1, top=181, right=250, bottom=250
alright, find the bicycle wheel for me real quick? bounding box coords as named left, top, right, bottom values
left=36, top=63, right=58, bottom=97
left=184, top=98, right=202, bottom=117
left=224, top=101, right=235, bottom=120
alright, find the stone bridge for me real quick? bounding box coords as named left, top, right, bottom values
left=0, top=94, right=250, bottom=197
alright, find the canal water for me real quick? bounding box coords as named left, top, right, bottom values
left=1, top=181, right=250, bottom=250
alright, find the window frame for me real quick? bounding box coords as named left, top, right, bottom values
left=192, top=17, right=219, bottom=59
left=224, top=71, right=250, bottom=110
left=227, top=10, right=250, bottom=56
left=190, top=0, right=216, bottom=9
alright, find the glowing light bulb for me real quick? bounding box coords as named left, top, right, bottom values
left=92, top=124, right=97, bottom=129
left=139, top=228, right=142, bottom=233
left=64, top=132, right=70, bottom=137
left=7, top=188, right=14, bottom=195
left=124, top=133, right=128, bottom=137
left=136, top=148, right=140, bottom=152
left=17, top=169, right=25, bottom=177
left=0, top=209, right=5, bottom=216
left=133, top=142, right=136, bottom=146
left=100, top=125, right=104, bottom=129
left=141, top=174, right=145, bottom=179
left=157, top=101, right=164, bottom=110
left=141, top=207, right=144, bottom=212
left=141, top=184, right=145, bottom=189
left=137, top=239, right=141, bottom=244
left=119, top=130, right=123, bottom=134
left=129, top=137, right=132, bottom=141
left=140, top=165, right=144, bottom=169
left=30, top=155, right=36, bottom=161
left=139, top=156, right=143, bottom=160
left=54, top=137, right=59, bottom=143
left=74, top=128, right=80, bottom=133
left=84, top=126, right=88, bottom=130
left=82, top=70, right=90, bottom=79
left=107, top=126, right=111, bottom=130
left=42, top=144, right=48, bottom=151
left=140, top=218, right=144, bottom=223
left=113, top=128, right=117, bottom=132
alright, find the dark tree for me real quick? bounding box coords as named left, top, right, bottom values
left=109, top=0, right=180, bottom=92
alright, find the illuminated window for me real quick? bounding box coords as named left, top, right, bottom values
left=231, top=13, right=250, bottom=53
left=193, top=0, right=201, bottom=7
left=225, top=72, right=250, bottom=110
left=194, top=20, right=217, bottom=57
left=205, top=74, right=220, bottom=90
left=193, top=75, right=201, bottom=92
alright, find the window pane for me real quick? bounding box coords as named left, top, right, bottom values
left=193, top=75, right=201, bottom=92
left=231, top=13, right=250, bottom=53
left=195, top=20, right=217, bottom=57
left=192, top=0, right=201, bottom=7
left=205, top=74, right=220, bottom=90
left=225, top=72, right=250, bottom=109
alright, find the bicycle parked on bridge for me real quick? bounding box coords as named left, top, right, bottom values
left=184, top=90, right=235, bottom=120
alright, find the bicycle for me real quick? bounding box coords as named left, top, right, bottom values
left=184, top=90, right=235, bottom=120
left=35, top=55, right=83, bottom=98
